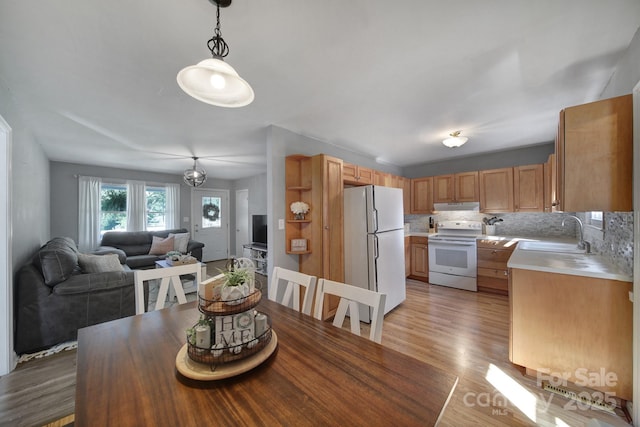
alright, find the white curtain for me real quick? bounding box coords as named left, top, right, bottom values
left=126, top=180, right=147, bottom=231
left=165, top=184, right=181, bottom=230
left=78, top=175, right=102, bottom=252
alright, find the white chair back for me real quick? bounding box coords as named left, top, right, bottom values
left=134, top=262, right=201, bottom=314
left=269, top=267, right=317, bottom=316
left=314, top=279, right=386, bottom=344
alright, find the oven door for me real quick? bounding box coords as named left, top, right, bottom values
left=428, top=240, right=477, bottom=278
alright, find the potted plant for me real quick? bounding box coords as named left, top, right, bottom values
left=219, top=267, right=252, bottom=305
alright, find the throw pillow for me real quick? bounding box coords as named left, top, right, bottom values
left=169, top=232, right=190, bottom=253
left=78, top=253, right=124, bottom=273
left=149, top=235, right=175, bottom=255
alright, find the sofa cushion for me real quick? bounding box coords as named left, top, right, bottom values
left=78, top=253, right=124, bottom=273
left=126, top=254, right=163, bottom=269
left=149, top=236, right=174, bottom=255
left=33, top=237, right=80, bottom=287
left=169, top=232, right=190, bottom=253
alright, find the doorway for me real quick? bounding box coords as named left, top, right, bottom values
left=235, top=189, right=249, bottom=257
left=191, top=189, right=229, bottom=262
left=0, top=115, right=12, bottom=375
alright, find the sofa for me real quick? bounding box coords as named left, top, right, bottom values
left=14, top=237, right=142, bottom=355
left=96, top=228, right=205, bottom=269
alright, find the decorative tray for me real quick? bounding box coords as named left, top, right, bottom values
left=176, top=331, right=278, bottom=381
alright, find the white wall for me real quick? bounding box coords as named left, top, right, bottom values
left=0, top=80, right=50, bottom=374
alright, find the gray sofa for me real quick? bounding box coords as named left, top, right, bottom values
left=96, top=228, right=204, bottom=269
left=14, top=237, right=141, bottom=355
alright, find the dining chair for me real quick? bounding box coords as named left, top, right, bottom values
left=134, top=262, right=202, bottom=314
left=269, top=267, right=317, bottom=316
left=314, top=279, right=386, bottom=344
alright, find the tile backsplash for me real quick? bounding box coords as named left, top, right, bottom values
left=405, top=211, right=634, bottom=277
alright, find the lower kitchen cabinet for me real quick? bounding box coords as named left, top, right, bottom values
left=510, top=268, right=632, bottom=401
left=409, top=236, right=428, bottom=283
left=476, top=239, right=515, bottom=295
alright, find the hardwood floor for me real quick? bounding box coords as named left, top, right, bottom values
left=0, top=278, right=631, bottom=426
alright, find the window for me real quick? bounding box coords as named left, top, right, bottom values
left=100, top=184, right=127, bottom=234
left=100, top=184, right=168, bottom=233
left=146, top=187, right=167, bottom=231
left=202, top=196, right=222, bottom=228
left=587, top=211, right=603, bottom=230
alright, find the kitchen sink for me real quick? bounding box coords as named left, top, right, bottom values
left=517, top=241, right=586, bottom=254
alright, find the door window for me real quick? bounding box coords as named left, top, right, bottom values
left=202, top=196, right=222, bottom=228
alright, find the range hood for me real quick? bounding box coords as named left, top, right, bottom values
left=432, top=202, right=480, bottom=212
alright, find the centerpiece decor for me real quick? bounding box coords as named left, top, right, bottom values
left=166, top=250, right=197, bottom=266
left=290, top=201, right=310, bottom=220
left=177, top=257, right=276, bottom=379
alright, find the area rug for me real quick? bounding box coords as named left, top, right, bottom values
left=17, top=340, right=78, bottom=364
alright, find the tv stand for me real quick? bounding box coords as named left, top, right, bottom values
left=242, top=244, right=267, bottom=275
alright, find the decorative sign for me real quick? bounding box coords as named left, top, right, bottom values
left=215, top=312, right=255, bottom=347
left=291, top=238, right=307, bottom=252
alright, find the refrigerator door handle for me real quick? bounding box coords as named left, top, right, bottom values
left=372, top=208, right=379, bottom=233
left=373, top=235, right=379, bottom=260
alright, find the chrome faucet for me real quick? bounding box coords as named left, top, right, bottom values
left=561, top=215, right=590, bottom=253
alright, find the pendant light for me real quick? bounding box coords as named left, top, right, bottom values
left=442, top=131, right=468, bottom=148
left=184, top=157, right=207, bottom=187
left=177, top=0, right=254, bottom=108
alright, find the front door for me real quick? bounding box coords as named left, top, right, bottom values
left=192, top=189, right=229, bottom=262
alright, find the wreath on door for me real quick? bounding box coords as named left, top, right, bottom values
left=202, top=203, right=220, bottom=222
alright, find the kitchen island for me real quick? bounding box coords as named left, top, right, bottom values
left=507, top=244, right=632, bottom=403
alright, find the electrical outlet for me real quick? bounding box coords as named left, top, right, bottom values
left=278, top=219, right=284, bottom=230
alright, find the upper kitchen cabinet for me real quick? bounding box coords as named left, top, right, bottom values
left=555, top=94, right=632, bottom=212
left=411, top=177, right=433, bottom=214
left=374, top=170, right=391, bottom=186
left=343, top=162, right=373, bottom=186
left=479, top=168, right=514, bottom=213
left=513, top=164, right=544, bottom=212
left=398, top=176, right=411, bottom=214
left=543, top=154, right=556, bottom=212
left=433, top=172, right=479, bottom=203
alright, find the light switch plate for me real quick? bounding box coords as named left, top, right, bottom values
left=278, top=219, right=284, bottom=230
left=183, top=217, right=189, bottom=223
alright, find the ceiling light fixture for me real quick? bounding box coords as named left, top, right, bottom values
left=442, top=131, right=469, bottom=148
left=177, top=0, right=254, bottom=108
left=184, top=157, right=207, bottom=187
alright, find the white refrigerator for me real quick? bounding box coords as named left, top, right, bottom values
left=344, top=185, right=406, bottom=322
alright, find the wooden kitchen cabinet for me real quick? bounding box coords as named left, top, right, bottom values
left=479, top=168, right=514, bottom=213
left=410, top=177, right=433, bottom=214
left=374, top=170, right=391, bottom=186
left=513, top=164, right=544, bottom=212
left=404, top=236, right=410, bottom=277
left=510, top=268, right=632, bottom=400
left=398, top=176, right=411, bottom=214
left=555, top=94, right=632, bottom=212
left=289, top=154, right=344, bottom=320
left=409, top=236, right=428, bottom=282
left=476, top=239, right=516, bottom=295
left=343, top=162, right=373, bottom=185
left=433, top=172, right=479, bottom=203
left=543, top=154, right=555, bottom=212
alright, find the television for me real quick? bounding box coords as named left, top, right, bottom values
left=252, top=215, right=267, bottom=248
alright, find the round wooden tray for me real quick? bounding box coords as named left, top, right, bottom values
left=175, top=331, right=278, bottom=381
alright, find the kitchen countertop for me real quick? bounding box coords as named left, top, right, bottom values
left=404, top=231, right=631, bottom=282
left=508, top=243, right=632, bottom=282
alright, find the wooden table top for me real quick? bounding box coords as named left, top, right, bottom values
left=75, top=298, right=458, bottom=426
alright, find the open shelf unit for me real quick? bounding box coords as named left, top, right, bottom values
left=285, top=155, right=313, bottom=255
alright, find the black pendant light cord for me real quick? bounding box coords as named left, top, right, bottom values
left=207, top=1, right=229, bottom=58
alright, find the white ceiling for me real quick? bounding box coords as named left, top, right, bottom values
left=1, top=0, right=639, bottom=180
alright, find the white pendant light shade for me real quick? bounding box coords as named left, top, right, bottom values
left=442, top=131, right=468, bottom=148
left=177, top=57, right=254, bottom=108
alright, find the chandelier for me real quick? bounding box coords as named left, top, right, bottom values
left=177, top=0, right=254, bottom=108
left=184, top=157, right=207, bottom=187
left=442, top=131, right=468, bottom=148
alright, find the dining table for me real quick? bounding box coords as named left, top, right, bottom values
left=75, top=296, right=458, bottom=426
